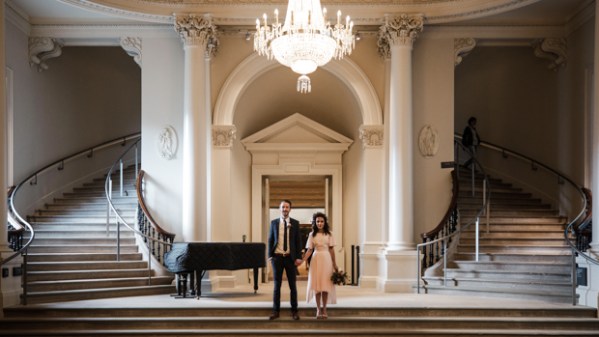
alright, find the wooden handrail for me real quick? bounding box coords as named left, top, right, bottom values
left=136, top=170, right=175, bottom=241
left=421, top=170, right=459, bottom=241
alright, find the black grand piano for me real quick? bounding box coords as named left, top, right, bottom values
left=164, top=242, right=266, bottom=298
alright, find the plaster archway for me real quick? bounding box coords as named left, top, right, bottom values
left=213, top=53, right=383, bottom=126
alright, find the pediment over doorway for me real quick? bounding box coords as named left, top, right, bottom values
left=241, top=113, right=353, bottom=152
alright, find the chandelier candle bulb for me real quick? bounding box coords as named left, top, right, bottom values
left=254, top=0, right=355, bottom=93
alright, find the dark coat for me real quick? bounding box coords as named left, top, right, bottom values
left=268, top=218, right=302, bottom=261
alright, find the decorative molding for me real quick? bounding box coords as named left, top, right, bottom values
left=157, top=126, right=178, bottom=160
left=174, top=14, right=219, bottom=56
left=418, top=125, right=439, bottom=157
left=359, top=125, right=384, bottom=149
left=28, top=37, right=64, bottom=72
left=212, top=125, right=237, bottom=148
left=377, top=14, right=424, bottom=58
left=532, top=38, right=567, bottom=71
left=120, top=36, right=142, bottom=66
left=454, top=38, right=476, bottom=66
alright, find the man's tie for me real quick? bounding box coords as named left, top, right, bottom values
left=283, top=219, right=288, bottom=252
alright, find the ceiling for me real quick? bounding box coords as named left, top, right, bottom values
left=6, top=0, right=595, bottom=143
left=8, top=0, right=595, bottom=26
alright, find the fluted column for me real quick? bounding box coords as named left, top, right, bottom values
left=175, top=14, right=218, bottom=242
left=379, top=14, right=423, bottom=251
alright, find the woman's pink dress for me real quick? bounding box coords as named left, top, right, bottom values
left=305, top=232, right=336, bottom=304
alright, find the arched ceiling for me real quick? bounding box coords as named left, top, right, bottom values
left=234, top=65, right=362, bottom=140
left=11, top=0, right=593, bottom=26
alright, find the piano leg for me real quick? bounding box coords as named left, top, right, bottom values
left=253, top=267, right=259, bottom=293
left=177, top=273, right=188, bottom=298
left=189, top=271, right=196, bottom=297
left=194, top=270, right=207, bottom=299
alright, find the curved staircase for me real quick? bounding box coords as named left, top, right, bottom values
left=23, top=167, right=175, bottom=304
left=423, top=170, right=573, bottom=303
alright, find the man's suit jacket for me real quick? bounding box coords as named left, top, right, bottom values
left=268, top=218, right=302, bottom=261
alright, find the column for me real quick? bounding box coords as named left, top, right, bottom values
left=582, top=0, right=599, bottom=309
left=380, top=14, right=423, bottom=251
left=174, top=14, right=218, bottom=242
left=378, top=14, right=423, bottom=292
left=0, top=2, right=8, bottom=314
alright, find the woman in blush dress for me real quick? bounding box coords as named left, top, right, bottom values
left=302, top=212, right=338, bottom=319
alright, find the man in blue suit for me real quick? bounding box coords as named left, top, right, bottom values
left=268, top=199, right=303, bottom=320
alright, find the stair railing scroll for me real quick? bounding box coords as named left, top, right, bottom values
left=417, top=139, right=491, bottom=294
left=104, top=143, right=175, bottom=285
left=457, top=135, right=590, bottom=305
left=5, top=133, right=141, bottom=305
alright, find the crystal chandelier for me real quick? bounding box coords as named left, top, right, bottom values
left=254, top=0, right=355, bottom=94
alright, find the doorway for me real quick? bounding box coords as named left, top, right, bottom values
left=264, top=175, right=332, bottom=280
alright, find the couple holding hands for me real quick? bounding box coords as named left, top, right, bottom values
left=268, top=199, right=339, bottom=321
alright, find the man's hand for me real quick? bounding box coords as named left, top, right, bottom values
left=294, top=259, right=303, bottom=266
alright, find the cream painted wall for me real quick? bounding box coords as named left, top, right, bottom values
left=413, top=36, right=455, bottom=240
left=5, top=20, right=141, bottom=184
left=140, top=36, right=185, bottom=238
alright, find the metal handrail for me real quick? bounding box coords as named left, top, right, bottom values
left=416, top=139, right=491, bottom=293
left=5, top=132, right=141, bottom=304
left=104, top=140, right=175, bottom=284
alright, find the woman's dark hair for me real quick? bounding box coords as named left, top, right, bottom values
left=311, top=212, right=331, bottom=235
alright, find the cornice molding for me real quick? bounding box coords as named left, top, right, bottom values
left=5, top=0, right=31, bottom=35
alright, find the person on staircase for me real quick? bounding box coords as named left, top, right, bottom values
left=268, top=199, right=303, bottom=321
left=462, top=116, right=481, bottom=171
left=303, top=212, right=338, bottom=319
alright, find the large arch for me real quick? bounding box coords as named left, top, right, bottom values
left=212, top=53, right=383, bottom=126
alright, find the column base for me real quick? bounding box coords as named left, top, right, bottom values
left=1, top=252, right=23, bottom=310
left=358, top=247, right=385, bottom=290
left=381, top=249, right=419, bottom=293
left=576, top=248, right=599, bottom=309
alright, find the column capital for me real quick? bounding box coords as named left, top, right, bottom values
left=359, top=125, right=384, bottom=149
left=174, top=14, right=219, bottom=57
left=377, top=14, right=424, bottom=58
left=212, top=125, right=237, bottom=148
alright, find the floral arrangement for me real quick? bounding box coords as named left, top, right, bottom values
left=330, top=270, right=349, bottom=286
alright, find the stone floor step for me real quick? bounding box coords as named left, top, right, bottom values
left=27, top=244, right=139, bottom=254
left=27, top=252, right=143, bottom=262
left=25, top=229, right=136, bottom=238
left=451, top=260, right=570, bottom=272
left=27, top=276, right=173, bottom=292
left=453, top=252, right=571, bottom=263
left=30, top=237, right=136, bottom=245
left=27, top=268, right=155, bottom=282
left=460, top=231, right=564, bottom=239
left=444, top=268, right=570, bottom=282
left=423, top=284, right=574, bottom=304
left=459, top=238, right=567, bottom=246
left=22, top=284, right=175, bottom=305
left=28, top=260, right=149, bottom=271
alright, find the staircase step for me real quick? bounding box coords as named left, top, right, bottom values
left=461, top=231, right=564, bottom=239
left=444, top=268, right=570, bottom=282
left=28, top=260, right=149, bottom=271
left=27, top=252, right=143, bottom=262
left=28, top=276, right=173, bottom=292
left=30, top=238, right=136, bottom=245
left=27, top=268, right=156, bottom=282
left=459, top=238, right=567, bottom=246
left=451, top=261, right=570, bottom=273
left=27, top=244, right=139, bottom=254
left=423, top=284, right=574, bottom=303
left=26, top=230, right=136, bottom=238
left=23, top=284, right=175, bottom=305
left=453, top=252, right=572, bottom=263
